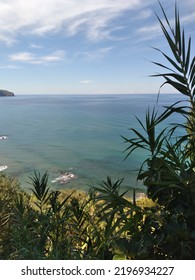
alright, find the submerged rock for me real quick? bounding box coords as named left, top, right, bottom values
left=0, top=135, right=8, bottom=140
left=51, top=172, right=77, bottom=184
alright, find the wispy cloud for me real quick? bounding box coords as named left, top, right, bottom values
left=0, top=64, right=20, bottom=69
left=9, top=50, right=65, bottom=64
left=0, top=0, right=142, bottom=44
left=80, top=80, right=93, bottom=84
left=30, top=43, right=43, bottom=49
left=76, top=47, right=113, bottom=62
left=133, top=9, right=152, bottom=20
left=182, top=12, right=195, bottom=25
left=136, top=23, right=161, bottom=42
left=136, top=8, right=195, bottom=43
left=0, top=0, right=194, bottom=46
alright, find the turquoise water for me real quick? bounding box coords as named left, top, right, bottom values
left=0, top=94, right=183, bottom=191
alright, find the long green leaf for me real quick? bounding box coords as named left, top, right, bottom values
left=185, top=37, right=191, bottom=74
left=130, top=128, right=149, bottom=145
left=164, top=76, right=190, bottom=95
left=189, top=56, right=195, bottom=79
left=157, top=17, right=180, bottom=64
left=158, top=0, right=174, bottom=35
left=152, top=47, right=183, bottom=73
left=150, top=60, right=177, bottom=73
left=152, top=73, right=187, bottom=84
left=175, top=3, right=181, bottom=56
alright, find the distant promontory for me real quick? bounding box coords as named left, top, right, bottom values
left=0, top=90, right=15, bottom=96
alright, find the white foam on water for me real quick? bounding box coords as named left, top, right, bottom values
left=0, top=136, right=8, bottom=140
left=0, top=165, right=8, bottom=172
left=51, top=172, right=77, bottom=184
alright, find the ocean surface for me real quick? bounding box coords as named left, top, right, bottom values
left=0, top=94, right=184, bottom=192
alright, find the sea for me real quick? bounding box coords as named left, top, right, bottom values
left=0, top=94, right=185, bottom=193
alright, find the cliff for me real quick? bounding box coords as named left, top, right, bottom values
left=0, top=90, right=14, bottom=96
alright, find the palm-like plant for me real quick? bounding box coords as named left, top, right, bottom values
left=28, top=171, right=50, bottom=213
left=123, top=1, right=195, bottom=203
left=153, top=1, right=195, bottom=161
left=153, top=2, right=194, bottom=97
left=119, top=2, right=195, bottom=259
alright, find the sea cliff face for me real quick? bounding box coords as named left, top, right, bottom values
left=0, top=90, right=14, bottom=96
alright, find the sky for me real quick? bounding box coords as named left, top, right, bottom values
left=0, top=0, right=194, bottom=95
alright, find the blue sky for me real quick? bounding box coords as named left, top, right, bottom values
left=0, top=0, right=194, bottom=95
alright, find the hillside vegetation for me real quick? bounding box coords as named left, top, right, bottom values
left=0, top=2, right=195, bottom=259
left=0, top=90, right=14, bottom=96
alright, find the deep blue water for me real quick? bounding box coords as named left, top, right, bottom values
left=0, top=94, right=185, bottom=191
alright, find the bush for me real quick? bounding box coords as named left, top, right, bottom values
left=0, top=174, right=20, bottom=258
left=121, top=2, right=195, bottom=259
left=1, top=2, right=194, bottom=260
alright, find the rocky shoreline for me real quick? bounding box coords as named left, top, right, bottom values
left=51, top=172, right=77, bottom=184
left=0, top=90, right=14, bottom=96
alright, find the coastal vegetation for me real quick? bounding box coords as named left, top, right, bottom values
left=0, top=2, right=195, bottom=259
left=0, top=90, right=14, bottom=96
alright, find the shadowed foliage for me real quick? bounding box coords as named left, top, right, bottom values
left=0, top=2, right=195, bottom=260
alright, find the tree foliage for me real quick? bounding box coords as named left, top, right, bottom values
left=1, top=2, right=195, bottom=260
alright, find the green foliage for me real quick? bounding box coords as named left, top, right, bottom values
left=1, top=2, right=194, bottom=260
left=0, top=174, right=20, bottom=258
left=121, top=1, right=195, bottom=259
left=28, top=171, right=50, bottom=212
left=0, top=172, right=154, bottom=260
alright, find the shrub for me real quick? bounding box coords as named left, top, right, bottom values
left=0, top=174, right=20, bottom=258
left=121, top=2, right=195, bottom=259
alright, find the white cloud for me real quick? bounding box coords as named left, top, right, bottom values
left=0, top=0, right=193, bottom=46
left=9, top=50, right=65, bottom=64
left=0, top=0, right=142, bottom=44
left=42, top=50, right=65, bottom=62
left=76, top=47, right=113, bottom=61
left=80, top=80, right=93, bottom=84
left=10, top=52, right=35, bottom=62
left=136, top=8, right=195, bottom=43
left=136, top=23, right=161, bottom=42
left=30, top=43, right=43, bottom=49
left=0, top=64, right=19, bottom=69
left=182, top=12, right=195, bottom=25
left=134, top=9, right=152, bottom=20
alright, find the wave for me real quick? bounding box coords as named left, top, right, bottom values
left=51, top=172, right=77, bottom=184
left=0, top=165, right=8, bottom=172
